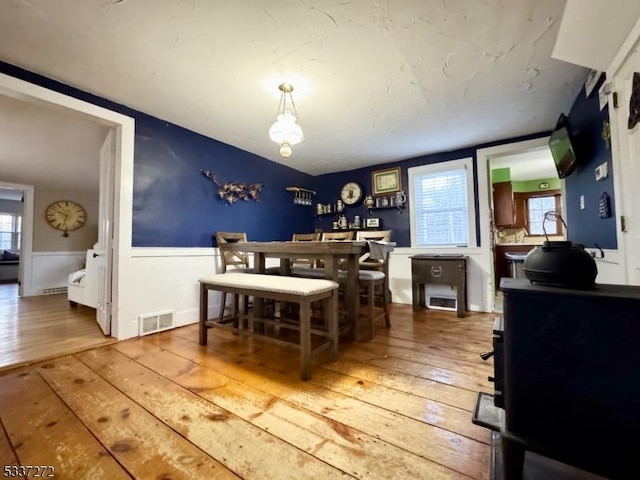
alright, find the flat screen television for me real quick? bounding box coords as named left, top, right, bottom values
left=548, top=113, right=578, bottom=179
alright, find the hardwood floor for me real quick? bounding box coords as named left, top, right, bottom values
left=0, top=283, right=115, bottom=371
left=0, top=303, right=495, bottom=480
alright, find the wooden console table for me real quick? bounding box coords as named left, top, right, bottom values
left=410, top=254, right=467, bottom=317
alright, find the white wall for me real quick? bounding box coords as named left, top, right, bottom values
left=27, top=251, right=84, bottom=295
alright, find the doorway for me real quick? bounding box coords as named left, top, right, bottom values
left=488, top=146, right=565, bottom=311
left=0, top=71, right=135, bottom=353
left=477, top=137, right=560, bottom=313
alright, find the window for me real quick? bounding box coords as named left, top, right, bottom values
left=513, top=191, right=563, bottom=236
left=0, top=213, right=21, bottom=251
left=409, top=157, right=477, bottom=247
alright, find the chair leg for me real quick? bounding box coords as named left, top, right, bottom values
left=218, top=292, right=227, bottom=321
left=365, top=281, right=375, bottom=340
left=199, top=283, right=209, bottom=346
left=382, top=282, right=391, bottom=328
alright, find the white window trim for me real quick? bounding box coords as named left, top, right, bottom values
left=408, top=157, right=477, bottom=248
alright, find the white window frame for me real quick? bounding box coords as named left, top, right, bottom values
left=0, top=212, right=21, bottom=251
left=408, top=157, right=477, bottom=248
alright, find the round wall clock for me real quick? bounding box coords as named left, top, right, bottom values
left=45, top=200, right=87, bottom=237
left=340, top=182, right=363, bottom=206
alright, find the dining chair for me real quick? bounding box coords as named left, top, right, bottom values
left=214, top=231, right=251, bottom=325
left=319, top=231, right=354, bottom=269
left=355, top=230, right=392, bottom=266
left=214, top=232, right=278, bottom=324
left=321, top=231, right=355, bottom=241
left=291, top=232, right=321, bottom=268
left=215, top=231, right=251, bottom=272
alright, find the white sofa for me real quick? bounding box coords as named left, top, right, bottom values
left=68, top=248, right=98, bottom=308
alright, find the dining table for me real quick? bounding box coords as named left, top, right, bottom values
left=218, top=240, right=394, bottom=341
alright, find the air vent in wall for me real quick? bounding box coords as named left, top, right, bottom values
left=42, top=286, right=68, bottom=295
left=427, top=295, right=457, bottom=312
left=138, top=310, right=175, bottom=336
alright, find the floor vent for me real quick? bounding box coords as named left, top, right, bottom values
left=427, top=295, right=457, bottom=312
left=138, top=310, right=175, bottom=336
left=42, top=286, right=68, bottom=295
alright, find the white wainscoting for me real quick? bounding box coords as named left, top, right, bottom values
left=118, top=248, right=282, bottom=340
left=388, top=247, right=489, bottom=312
left=116, top=247, right=490, bottom=341
left=27, top=251, right=85, bottom=296
left=584, top=248, right=626, bottom=285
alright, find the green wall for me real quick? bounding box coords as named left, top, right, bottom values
left=491, top=168, right=511, bottom=183
left=512, top=177, right=561, bottom=192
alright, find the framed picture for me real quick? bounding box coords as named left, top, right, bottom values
left=365, top=217, right=381, bottom=228
left=372, top=167, right=401, bottom=196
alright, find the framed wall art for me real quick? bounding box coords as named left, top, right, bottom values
left=372, top=167, right=401, bottom=196
left=365, top=217, right=381, bottom=228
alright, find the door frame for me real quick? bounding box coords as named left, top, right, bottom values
left=0, top=73, right=135, bottom=338
left=606, top=19, right=640, bottom=285
left=0, top=181, right=33, bottom=297
left=477, top=136, right=551, bottom=312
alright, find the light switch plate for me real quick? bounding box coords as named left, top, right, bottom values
left=580, top=195, right=585, bottom=210
left=595, top=162, right=608, bottom=181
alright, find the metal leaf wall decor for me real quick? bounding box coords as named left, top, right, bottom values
left=201, top=170, right=265, bottom=205
left=628, top=72, right=640, bottom=130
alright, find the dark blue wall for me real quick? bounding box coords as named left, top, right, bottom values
left=3, top=61, right=614, bottom=249
left=312, top=135, right=549, bottom=247
left=312, top=78, right=617, bottom=249
left=1, top=62, right=315, bottom=246
left=564, top=73, right=617, bottom=249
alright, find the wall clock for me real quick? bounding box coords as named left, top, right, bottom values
left=45, top=200, right=87, bottom=237
left=340, top=182, right=363, bottom=206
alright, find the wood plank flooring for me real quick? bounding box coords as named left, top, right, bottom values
left=0, top=283, right=115, bottom=371
left=0, top=303, right=495, bottom=480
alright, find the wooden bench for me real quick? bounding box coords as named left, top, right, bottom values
left=198, top=273, right=339, bottom=380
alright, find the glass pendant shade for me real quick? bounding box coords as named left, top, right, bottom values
left=269, top=111, right=304, bottom=146
left=269, top=83, right=303, bottom=158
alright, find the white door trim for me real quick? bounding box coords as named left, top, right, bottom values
left=607, top=26, right=640, bottom=285
left=0, top=73, right=135, bottom=339
left=0, top=181, right=33, bottom=297
left=476, top=136, right=551, bottom=311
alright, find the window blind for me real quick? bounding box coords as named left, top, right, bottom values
left=413, top=168, right=469, bottom=246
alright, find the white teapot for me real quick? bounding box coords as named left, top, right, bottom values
left=395, top=191, right=407, bottom=206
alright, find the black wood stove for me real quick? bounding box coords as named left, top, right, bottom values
left=474, top=278, right=640, bottom=480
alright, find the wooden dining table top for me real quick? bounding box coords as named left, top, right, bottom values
left=218, top=240, right=394, bottom=256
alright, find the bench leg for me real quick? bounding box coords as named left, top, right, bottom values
left=325, top=290, right=339, bottom=361
left=300, top=299, right=312, bottom=381
left=199, top=283, right=209, bottom=345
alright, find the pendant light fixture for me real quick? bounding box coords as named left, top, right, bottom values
left=269, top=83, right=304, bottom=158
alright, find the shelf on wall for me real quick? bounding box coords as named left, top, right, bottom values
left=366, top=192, right=407, bottom=213
left=286, top=186, right=315, bottom=206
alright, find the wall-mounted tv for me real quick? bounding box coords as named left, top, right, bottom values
left=548, top=113, right=578, bottom=179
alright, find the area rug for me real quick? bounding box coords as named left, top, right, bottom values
left=490, top=432, right=607, bottom=480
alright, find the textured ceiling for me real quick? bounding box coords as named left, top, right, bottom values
left=0, top=0, right=588, bottom=175
left=0, top=95, right=108, bottom=191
